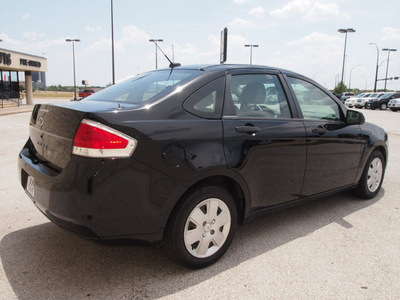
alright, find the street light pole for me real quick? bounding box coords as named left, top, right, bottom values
left=369, top=43, right=379, bottom=92
left=349, top=65, right=361, bottom=90
left=338, top=28, right=356, bottom=95
left=382, top=48, right=397, bottom=92
left=66, top=38, right=80, bottom=100
left=111, top=0, right=115, bottom=85
left=244, top=44, right=259, bottom=65
left=149, top=39, right=163, bottom=69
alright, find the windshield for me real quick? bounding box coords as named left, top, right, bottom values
left=355, top=93, right=365, bottom=98
left=86, top=70, right=200, bottom=104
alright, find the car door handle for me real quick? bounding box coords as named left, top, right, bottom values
left=236, top=125, right=261, bottom=134
left=312, top=126, right=327, bottom=135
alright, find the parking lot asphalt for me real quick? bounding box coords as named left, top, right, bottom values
left=0, top=105, right=399, bottom=299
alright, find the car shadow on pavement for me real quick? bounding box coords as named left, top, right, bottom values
left=1, top=190, right=383, bottom=299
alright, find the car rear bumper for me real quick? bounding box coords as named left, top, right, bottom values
left=18, top=142, right=185, bottom=243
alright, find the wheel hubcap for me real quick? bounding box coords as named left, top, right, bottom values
left=184, top=198, right=231, bottom=258
left=367, top=157, right=383, bottom=193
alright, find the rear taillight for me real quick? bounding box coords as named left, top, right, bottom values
left=72, top=119, right=137, bottom=158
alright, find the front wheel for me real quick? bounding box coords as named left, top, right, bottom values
left=380, top=103, right=387, bottom=110
left=353, top=150, right=385, bottom=199
left=163, top=186, right=238, bottom=269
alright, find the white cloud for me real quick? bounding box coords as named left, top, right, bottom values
left=229, top=34, right=249, bottom=46
left=270, top=0, right=340, bottom=22
left=229, top=18, right=256, bottom=28
left=23, top=31, right=45, bottom=41
left=381, top=26, right=400, bottom=41
left=249, top=6, right=265, bottom=18
left=270, top=0, right=311, bottom=18
left=22, top=14, right=29, bottom=20
left=233, top=0, right=249, bottom=3
left=86, top=26, right=102, bottom=32
left=116, top=25, right=150, bottom=51
left=303, top=1, right=340, bottom=21
left=278, top=32, right=342, bottom=71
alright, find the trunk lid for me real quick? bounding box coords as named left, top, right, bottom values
left=29, top=100, right=136, bottom=169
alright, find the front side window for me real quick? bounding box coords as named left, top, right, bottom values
left=288, top=77, right=341, bottom=121
left=230, top=74, right=292, bottom=119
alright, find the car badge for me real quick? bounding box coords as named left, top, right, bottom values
left=38, top=117, right=44, bottom=127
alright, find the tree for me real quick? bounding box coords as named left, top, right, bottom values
left=334, top=82, right=348, bottom=95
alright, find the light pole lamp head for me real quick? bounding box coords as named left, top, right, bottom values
left=66, top=39, right=80, bottom=42
left=338, top=28, right=356, bottom=33
left=382, top=48, right=397, bottom=52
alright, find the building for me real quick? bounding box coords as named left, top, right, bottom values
left=0, top=47, right=47, bottom=105
left=32, top=72, right=47, bottom=90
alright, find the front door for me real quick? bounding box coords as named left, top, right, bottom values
left=286, top=76, right=363, bottom=196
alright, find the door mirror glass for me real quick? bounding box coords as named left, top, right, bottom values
left=346, top=110, right=365, bottom=125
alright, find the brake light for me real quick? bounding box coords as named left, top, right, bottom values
left=73, top=119, right=137, bottom=158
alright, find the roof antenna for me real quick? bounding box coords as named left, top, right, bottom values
left=153, top=42, right=181, bottom=69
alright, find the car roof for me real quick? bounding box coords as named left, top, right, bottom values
left=158, top=64, right=300, bottom=76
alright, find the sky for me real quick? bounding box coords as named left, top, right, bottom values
left=1, top=0, right=400, bottom=91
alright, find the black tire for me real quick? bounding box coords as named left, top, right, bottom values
left=353, top=150, right=385, bottom=199
left=380, top=103, right=387, bottom=110
left=162, top=186, right=238, bottom=269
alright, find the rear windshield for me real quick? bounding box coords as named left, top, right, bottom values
left=86, top=70, right=200, bottom=104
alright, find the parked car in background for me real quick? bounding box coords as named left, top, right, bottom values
left=18, top=64, right=388, bottom=269
left=341, top=92, right=355, bottom=102
left=388, top=98, right=400, bottom=111
left=345, top=93, right=370, bottom=108
left=365, top=92, right=400, bottom=110
left=355, top=92, right=385, bottom=109
left=79, top=89, right=96, bottom=98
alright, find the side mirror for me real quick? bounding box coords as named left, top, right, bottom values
left=346, top=110, right=365, bottom=125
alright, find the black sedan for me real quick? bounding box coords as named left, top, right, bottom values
left=365, top=92, right=400, bottom=110
left=18, top=64, right=388, bottom=269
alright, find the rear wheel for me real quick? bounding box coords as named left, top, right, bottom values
left=353, top=150, right=385, bottom=199
left=163, top=186, right=238, bottom=269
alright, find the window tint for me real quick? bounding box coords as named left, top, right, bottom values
left=230, top=74, right=291, bottom=119
left=183, top=77, right=224, bottom=119
left=87, top=70, right=200, bottom=105
left=288, top=77, right=341, bottom=121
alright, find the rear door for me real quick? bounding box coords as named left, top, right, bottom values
left=222, top=70, right=307, bottom=210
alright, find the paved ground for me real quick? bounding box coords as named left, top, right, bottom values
left=0, top=104, right=399, bottom=299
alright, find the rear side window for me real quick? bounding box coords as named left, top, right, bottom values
left=183, top=77, right=224, bottom=119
